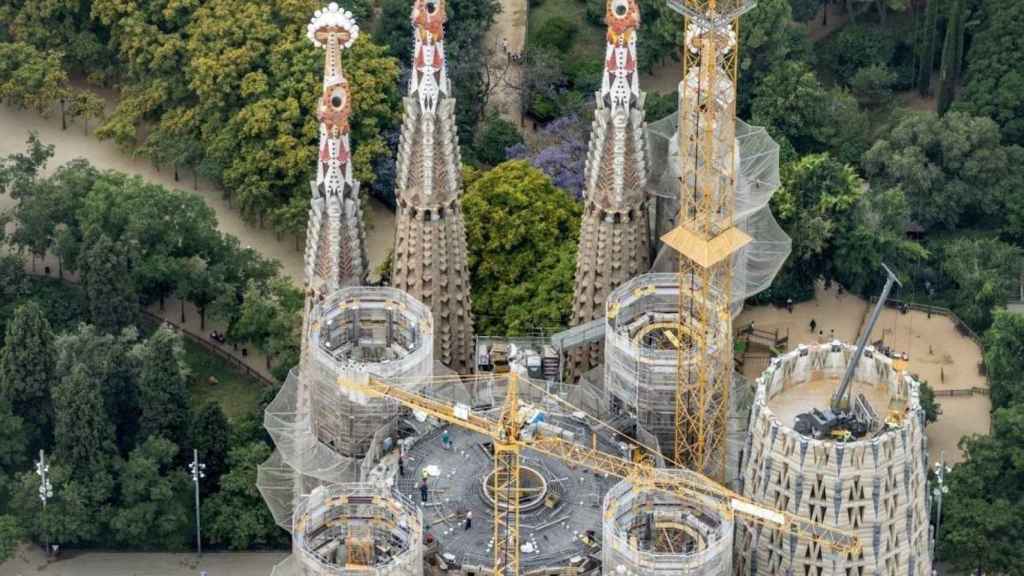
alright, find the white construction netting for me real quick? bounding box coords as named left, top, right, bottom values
left=647, top=113, right=791, bottom=308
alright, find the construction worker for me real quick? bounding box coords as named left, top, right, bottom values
left=420, top=478, right=429, bottom=503
left=442, top=429, right=451, bottom=450
left=398, top=454, right=405, bottom=477
left=464, top=511, right=472, bottom=530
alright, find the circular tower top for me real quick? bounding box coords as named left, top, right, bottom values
left=307, top=2, right=360, bottom=48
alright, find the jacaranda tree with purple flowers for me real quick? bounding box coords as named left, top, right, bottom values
left=506, top=115, right=589, bottom=199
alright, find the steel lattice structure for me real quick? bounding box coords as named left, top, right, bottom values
left=663, top=0, right=755, bottom=480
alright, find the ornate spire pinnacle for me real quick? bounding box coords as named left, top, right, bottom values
left=409, top=0, right=450, bottom=112
left=602, top=0, right=642, bottom=115
left=569, top=0, right=651, bottom=378
left=391, top=0, right=475, bottom=373
left=303, top=3, right=368, bottom=295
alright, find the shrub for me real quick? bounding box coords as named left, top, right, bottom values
left=821, top=24, right=895, bottom=85
left=534, top=16, right=578, bottom=53
left=850, top=64, right=897, bottom=107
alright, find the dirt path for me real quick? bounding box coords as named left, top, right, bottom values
left=736, top=283, right=991, bottom=464
left=484, top=0, right=527, bottom=126
left=0, top=544, right=286, bottom=576
left=0, top=103, right=396, bottom=285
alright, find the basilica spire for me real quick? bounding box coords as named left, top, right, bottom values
left=304, top=3, right=369, bottom=296
left=391, top=0, right=475, bottom=373
left=569, top=0, right=651, bottom=377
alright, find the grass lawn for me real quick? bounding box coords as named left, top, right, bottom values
left=183, top=338, right=271, bottom=422
left=527, top=0, right=605, bottom=61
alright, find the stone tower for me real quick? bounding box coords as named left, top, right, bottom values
left=391, top=0, right=475, bottom=373
left=570, top=0, right=651, bottom=377
left=304, top=3, right=369, bottom=295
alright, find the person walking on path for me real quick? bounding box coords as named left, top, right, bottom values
left=464, top=511, right=472, bottom=530
left=809, top=319, right=817, bottom=333
left=398, top=455, right=405, bottom=477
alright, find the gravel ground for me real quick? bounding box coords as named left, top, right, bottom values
left=0, top=545, right=288, bottom=576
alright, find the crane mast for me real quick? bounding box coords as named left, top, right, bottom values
left=340, top=371, right=862, bottom=575
left=663, top=0, right=754, bottom=480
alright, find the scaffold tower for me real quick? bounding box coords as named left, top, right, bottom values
left=570, top=0, right=651, bottom=378
left=391, top=0, right=475, bottom=373
left=663, top=0, right=757, bottom=480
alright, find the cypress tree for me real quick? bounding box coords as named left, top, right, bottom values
left=0, top=301, right=56, bottom=450
left=937, top=0, right=965, bottom=114
left=917, top=0, right=941, bottom=95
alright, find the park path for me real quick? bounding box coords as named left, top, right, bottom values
left=0, top=544, right=286, bottom=576
left=0, top=102, right=397, bottom=286
left=484, top=0, right=528, bottom=126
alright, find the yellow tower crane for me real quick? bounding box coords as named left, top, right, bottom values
left=339, top=372, right=861, bottom=575
left=661, top=0, right=757, bottom=480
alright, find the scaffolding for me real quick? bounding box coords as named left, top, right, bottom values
left=602, top=473, right=734, bottom=576
left=274, top=483, right=424, bottom=576
left=604, top=273, right=729, bottom=456
left=258, top=287, right=434, bottom=536
left=647, top=114, right=790, bottom=313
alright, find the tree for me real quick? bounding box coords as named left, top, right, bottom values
left=66, top=88, right=106, bottom=135
left=0, top=515, right=21, bottom=563
left=939, top=405, right=1024, bottom=575
left=770, top=154, right=865, bottom=300
left=462, top=161, right=581, bottom=335
left=202, top=442, right=282, bottom=550
left=191, top=402, right=231, bottom=491
left=983, top=311, right=1024, bottom=411
left=916, top=0, right=941, bottom=95
left=229, top=278, right=302, bottom=380
left=507, top=115, right=588, bottom=199
left=936, top=0, right=967, bottom=115
left=863, top=111, right=1019, bottom=231
left=0, top=42, right=69, bottom=115
left=0, top=301, right=56, bottom=450
left=736, top=0, right=810, bottom=116
left=133, top=327, right=192, bottom=448
left=534, top=17, right=578, bottom=53
left=918, top=380, right=940, bottom=424
left=850, top=65, right=897, bottom=108
left=473, top=115, right=523, bottom=167
left=79, top=233, right=139, bottom=333
left=0, top=400, right=26, bottom=472
left=939, top=237, right=1022, bottom=332
left=790, top=0, right=821, bottom=21
left=955, top=0, right=1024, bottom=145
left=821, top=23, right=896, bottom=85
left=0, top=132, right=53, bottom=200
left=750, top=61, right=831, bottom=157
left=110, top=436, right=191, bottom=549
left=56, top=325, right=141, bottom=453
left=53, top=363, right=117, bottom=478
left=10, top=461, right=111, bottom=547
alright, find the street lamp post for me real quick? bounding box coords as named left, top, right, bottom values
left=931, top=450, right=950, bottom=560
left=35, top=450, right=53, bottom=557
left=188, top=449, right=206, bottom=557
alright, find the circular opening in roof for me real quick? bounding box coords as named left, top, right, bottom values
left=331, top=94, right=343, bottom=108
left=613, top=0, right=628, bottom=17
left=426, top=0, right=438, bottom=14
left=482, top=466, right=549, bottom=513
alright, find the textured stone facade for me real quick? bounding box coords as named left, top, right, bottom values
left=736, top=344, right=932, bottom=576
left=391, top=0, right=474, bottom=373
left=570, top=0, right=651, bottom=377
left=304, top=3, right=369, bottom=294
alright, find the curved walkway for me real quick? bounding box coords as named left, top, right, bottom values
left=0, top=103, right=396, bottom=285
